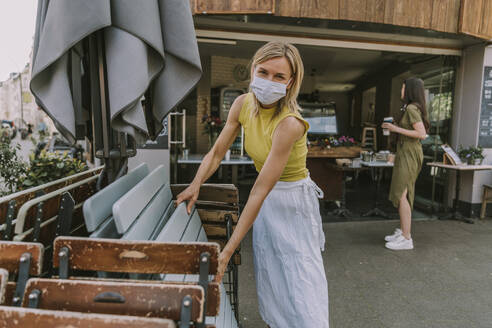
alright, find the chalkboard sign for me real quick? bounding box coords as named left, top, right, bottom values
left=220, top=88, right=243, bottom=121
left=478, top=66, right=492, bottom=147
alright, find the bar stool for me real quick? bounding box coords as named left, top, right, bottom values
left=362, top=127, right=377, bottom=150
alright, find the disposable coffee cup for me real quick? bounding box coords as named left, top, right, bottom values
left=225, top=149, right=231, bottom=161
left=383, top=117, right=394, bottom=136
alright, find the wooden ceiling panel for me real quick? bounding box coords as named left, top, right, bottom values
left=192, top=0, right=490, bottom=40
left=365, top=0, right=386, bottom=23
left=460, top=0, right=492, bottom=39
left=480, top=0, right=492, bottom=38
left=339, top=0, right=367, bottom=21
left=194, top=0, right=275, bottom=14
left=300, top=0, right=339, bottom=19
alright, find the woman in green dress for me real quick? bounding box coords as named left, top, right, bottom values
left=382, top=77, right=429, bottom=250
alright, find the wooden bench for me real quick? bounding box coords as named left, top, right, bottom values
left=111, top=166, right=239, bottom=327
left=0, top=166, right=103, bottom=241
left=0, top=306, right=176, bottom=328
left=51, top=237, right=221, bottom=328
left=13, top=174, right=100, bottom=242
left=23, top=278, right=205, bottom=325
left=83, top=162, right=151, bottom=279
left=170, top=184, right=240, bottom=316
left=0, top=241, right=44, bottom=306
left=5, top=174, right=100, bottom=276
left=79, top=164, right=239, bottom=326
left=83, top=163, right=150, bottom=238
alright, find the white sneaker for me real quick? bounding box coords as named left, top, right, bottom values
left=384, top=228, right=402, bottom=242
left=385, top=235, right=414, bottom=250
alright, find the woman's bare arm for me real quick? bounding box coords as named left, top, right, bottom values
left=382, top=121, right=426, bottom=140
left=176, top=94, right=246, bottom=213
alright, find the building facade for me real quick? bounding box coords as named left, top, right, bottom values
left=0, top=63, right=55, bottom=133
left=175, top=0, right=492, bottom=213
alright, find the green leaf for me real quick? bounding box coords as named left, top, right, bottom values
left=23, top=179, right=34, bottom=186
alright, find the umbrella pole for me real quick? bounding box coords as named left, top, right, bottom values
left=89, top=31, right=134, bottom=186
left=88, top=31, right=114, bottom=185
left=96, top=31, right=114, bottom=183
left=87, top=38, right=102, bottom=171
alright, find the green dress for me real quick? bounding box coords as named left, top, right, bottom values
left=389, top=104, right=424, bottom=209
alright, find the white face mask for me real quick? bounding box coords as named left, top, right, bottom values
left=250, top=75, right=290, bottom=106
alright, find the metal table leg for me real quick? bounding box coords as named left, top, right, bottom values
left=329, top=169, right=354, bottom=218
left=362, top=167, right=391, bottom=219
left=440, top=170, right=474, bottom=224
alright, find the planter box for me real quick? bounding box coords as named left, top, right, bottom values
left=307, top=146, right=362, bottom=159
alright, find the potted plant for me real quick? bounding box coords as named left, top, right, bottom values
left=458, top=145, right=484, bottom=165
left=336, top=135, right=357, bottom=147
left=201, top=114, right=224, bottom=148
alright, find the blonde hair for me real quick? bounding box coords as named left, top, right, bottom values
left=249, top=41, right=304, bottom=117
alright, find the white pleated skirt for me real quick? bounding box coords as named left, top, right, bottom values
left=253, top=176, right=329, bottom=328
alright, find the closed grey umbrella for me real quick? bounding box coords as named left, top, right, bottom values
left=30, top=0, right=201, bottom=150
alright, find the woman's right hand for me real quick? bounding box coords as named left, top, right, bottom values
left=175, top=183, right=200, bottom=214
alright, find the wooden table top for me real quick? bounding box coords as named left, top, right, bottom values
left=307, top=146, right=363, bottom=159
left=427, top=162, right=492, bottom=171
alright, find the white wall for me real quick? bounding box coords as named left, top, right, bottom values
left=450, top=44, right=492, bottom=205
left=468, top=46, right=492, bottom=204
left=128, top=149, right=170, bottom=182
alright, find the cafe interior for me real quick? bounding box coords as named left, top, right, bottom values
left=171, top=39, right=458, bottom=221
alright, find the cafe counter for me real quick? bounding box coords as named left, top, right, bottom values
left=307, top=146, right=363, bottom=201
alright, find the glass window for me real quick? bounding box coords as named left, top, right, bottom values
left=414, top=62, right=457, bottom=212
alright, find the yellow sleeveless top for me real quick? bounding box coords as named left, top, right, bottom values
left=239, top=93, right=309, bottom=182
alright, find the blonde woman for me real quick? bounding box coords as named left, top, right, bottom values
left=176, top=41, right=329, bottom=328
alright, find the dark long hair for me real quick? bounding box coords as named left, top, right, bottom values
left=401, top=77, right=430, bottom=132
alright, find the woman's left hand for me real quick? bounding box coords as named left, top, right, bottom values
left=382, top=122, right=398, bottom=132
left=214, top=251, right=231, bottom=283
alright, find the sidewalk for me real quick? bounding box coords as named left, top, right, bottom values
left=238, top=218, right=492, bottom=328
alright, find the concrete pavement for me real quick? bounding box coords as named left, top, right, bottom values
left=238, top=218, right=492, bottom=328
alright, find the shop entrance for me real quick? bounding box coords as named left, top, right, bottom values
left=176, top=35, right=459, bottom=219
